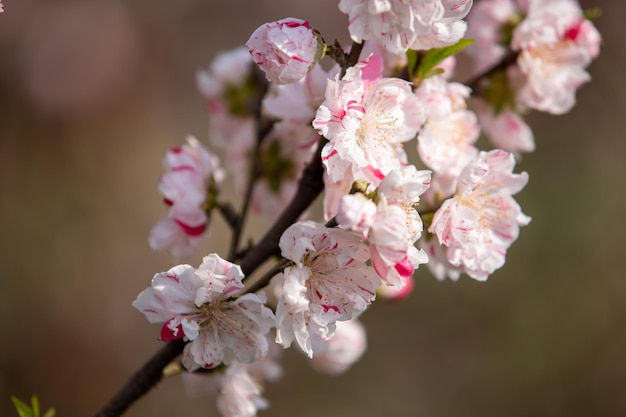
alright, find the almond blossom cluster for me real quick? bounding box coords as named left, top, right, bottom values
left=122, top=2, right=601, bottom=417
left=466, top=0, right=600, bottom=152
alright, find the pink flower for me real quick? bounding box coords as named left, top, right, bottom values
left=475, top=99, right=535, bottom=154
left=429, top=150, right=530, bottom=280
left=132, top=254, right=275, bottom=370
left=275, top=221, right=381, bottom=357
left=338, top=0, right=473, bottom=54
left=247, top=18, right=323, bottom=85
left=415, top=76, right=479, bottom=177
left=149, top=137, right=224, bottom=258
left=314, top=55, right=425, bottom=183
left=336, top=166, right=432, bottom=289
left=310, top=319, right=367, bottom=375
left=512, top=0, right=601, bottom=114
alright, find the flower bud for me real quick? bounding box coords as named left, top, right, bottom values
left=246, top=17, right=324, bottom=85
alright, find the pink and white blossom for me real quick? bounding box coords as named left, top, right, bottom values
left=512, top=0, right=601, bottom=114
left=310, top=319, right=367, bottom=375
left=149, top=137, right=224, bottom=258
left=275, top=221, right=381, bottom=357
left=429, top=150, right=530, bottom=280
left=247, top=18, right=323, bottom=85
left=338, top=0, right=473, bottom=54
left=420, top=237, right=462, bottom=281
left=415, top=75, right=479, bottom=177
left=475, top=99, right=535, bottom=153
left=314, top=55, right=425, bottom=183
left=132, top=254, right=275, bottom=370
left=336, top=166, right=431, bottom=289
left=217, top=365, right=268, bottom=417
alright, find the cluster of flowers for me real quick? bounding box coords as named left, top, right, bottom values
left=135, top=1, right=600, bottom=416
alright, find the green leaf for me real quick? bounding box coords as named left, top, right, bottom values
left=11, top=395, right=54, bottom=417
left=11, top=397, right=34, bottom=417
left=42, top=408, right=56, bottom=417
left=416, top=38, right=475, bottom=80
left=31, top=396, right=40, bottom=417
left=583, top=7, right=601, bottom=20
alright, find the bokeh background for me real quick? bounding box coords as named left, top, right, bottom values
left=1, top=1, right=625, bottom=416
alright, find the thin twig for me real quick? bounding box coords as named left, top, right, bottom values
left=464, top=50, right=519, bottom=93
left=228, top=69, right=271, bottom=261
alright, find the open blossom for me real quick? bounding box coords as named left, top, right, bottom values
left=310, top=319, right=367, bottom=375
left=313, top=54, right=425, bottom=183
left=132, top=254, right=275, bottom=370
left=429, top=150, right=530, bottom=280
left=336, top=166, right=431, bottom=289
left=275, top=221, right=381, bottom=357
left=415, top=74, right=479, bottom=177
left=338, top=0, right=473, bottom=53
left=512, top=0, right=601, bottom=114
left=247, top=18, right=323, bottom=85
left=149, top=137, right=224, bottom=258
left=216, top=340, right=282, bottom=417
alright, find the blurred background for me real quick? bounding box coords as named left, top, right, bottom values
left=1, top=0, right=625, bottom=416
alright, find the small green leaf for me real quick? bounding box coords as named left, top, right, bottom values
left=583, top=7, right=601, bottom=20
left=11, top=397, right=34, bottom=417
left=42, top=408, right=56, bottom=417
left=31, top=396, right=40, bottom=417
left=406, top=49, right=419, bottom=79
left=416, top=38, right=475, bottom=80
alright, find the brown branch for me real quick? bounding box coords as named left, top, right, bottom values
left=93, top=137, right=326, bottom=417
left=94, top=339, right=186, bottom=417
left=464, top=50, right=519, bottom=94
left=239, top=137, right=326, bottom=276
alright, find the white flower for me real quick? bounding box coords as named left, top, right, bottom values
left=475, top=99, right=535, bottom=154
left=149, top=137, right=223, bottom=258
left=338, top=0, right=473, bottom=54
left=275, top=221, right=381, bottom=357
left=415, top=76, right=479, bottom=177
left=132, top=254, right=275, bottom=370
left=336, top=166, right=431, bottom=289
left=429, top=150, right=530, bottom=280
left=217, top=364, right=269, bottom=417
left=512, top=0, right=601, bottom=114
left=313, top=55, right=425, bottom=183
left=310, top=319, right=367, bottom=375
left=247, top=18, right=323, bottom=85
